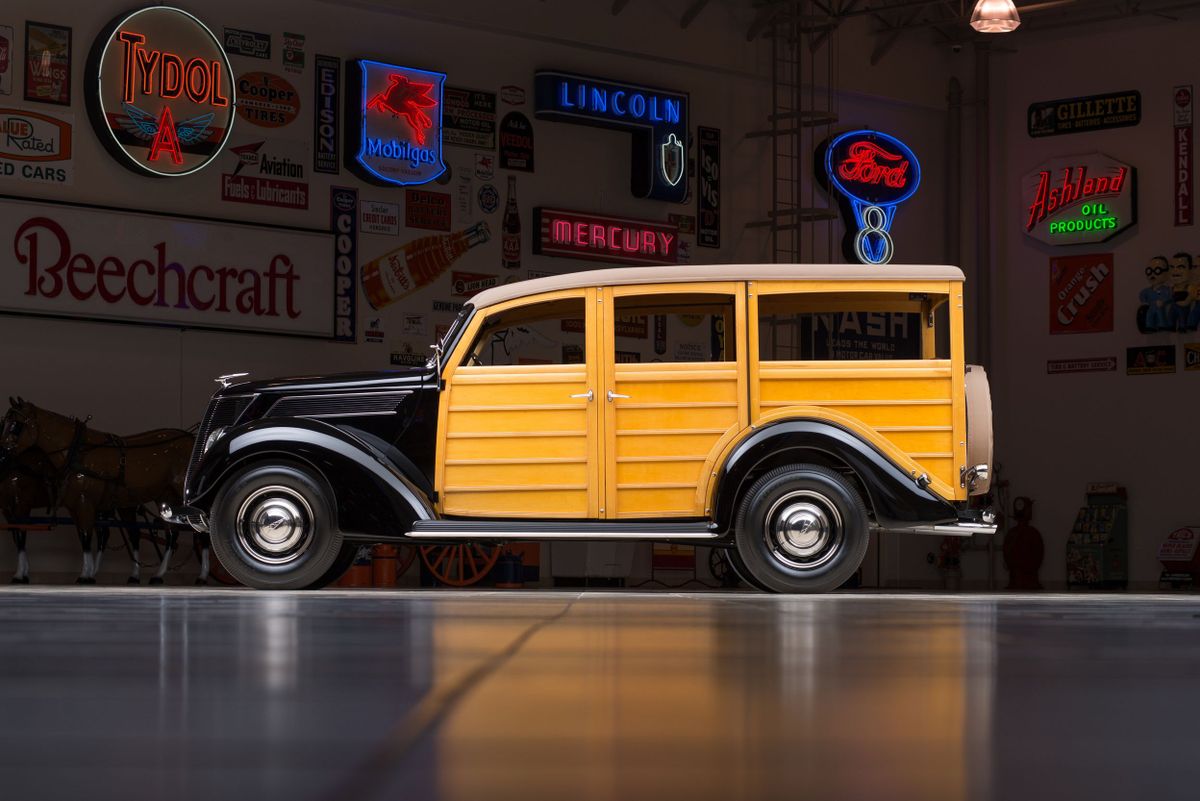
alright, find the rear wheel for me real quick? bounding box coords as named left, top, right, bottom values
left=210, top=463, right=343, bottom=590
left=734, top=465, right=869, bottom=593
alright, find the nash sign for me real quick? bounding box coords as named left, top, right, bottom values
left=1022, top=153, right=1136, bottom=245
left=534, top=207, right=678, bottom=266
left=86, top=6, right=235, bottom=177
left=346, top=59, right=446, bottom=186
left=1, top=197, right=332, bottom=337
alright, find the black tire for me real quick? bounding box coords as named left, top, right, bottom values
left=721, top=546, right=772, bottom=592
left=305, top=543, right=359, bottom=590
left=734, top=464, right=869, bottom=593
left=209, top=463, right=343, bottom=590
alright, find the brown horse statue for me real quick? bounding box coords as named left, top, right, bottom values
left=0, top=448, right=56, bottom=584
left=1, top=398, right=197, bottom=584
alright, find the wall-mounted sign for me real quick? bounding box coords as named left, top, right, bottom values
left=0, top=26, right=14, bottom=95
left=86, top=7, right=234, bottom=177
left=1022, top=153, right=1136, bottom=245
left=1127, top=344, right=1176, bottom=376
left=1176, top=86, right=1193, bottom=227
left=220, top=139, right=308, bottom=210
left=534, top=207, right=678, bottom=266
left=500, top=85, right=525, bottom=106
left=819, top=129, right=920, bottom=265
left=1186, top=343, right=1200, bottom=371
left=222, top=28, right=270, bottom=60
left=3, top=196, right=331, bottom=337
left=1028, top=90, right=1140, bottom=138
left=444, top=87, right=496, bottom=150
left=0, top=107, right=73, bottom=185
left=499, top=111, right=534, bottom=172
left=360, top=200, right=399, bottom=235
left=282, top=32, right=304, bottom=74
left=347, top=59, right=446, bottom=187
left=236, top=72, right=299, bottom=127
left=1046, top=357, right=1117, bottom=375
left=1050, top=254, right=1113, bottom=334
left=25, top=22, right=71, bottom=105
left=313, top=55, right=339, bottom=174
left=534, top=71, right=688, bottom=203
left=331, top=187, right=357, bottom=342
left=405, top=188, right=451, bottom=231
left=698, top=126, right=720, bottom=248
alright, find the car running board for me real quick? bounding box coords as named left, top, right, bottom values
left=407, top=520, right=720, bottom=540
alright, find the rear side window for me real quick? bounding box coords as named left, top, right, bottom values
left=463, top=297, right=585, bottom=366
left=612, top=293, right=736, bottom=363
left=759, top=291, right=948, bottom=361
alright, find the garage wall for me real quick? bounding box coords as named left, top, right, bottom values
left=990, top=19, right=1200, bottom=589
left=0, top=0, right=959, bottom=583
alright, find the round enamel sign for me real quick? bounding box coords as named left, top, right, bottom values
left=87, top=6, right=235, bottom=177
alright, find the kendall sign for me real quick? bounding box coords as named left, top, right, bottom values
left=347, top=59, right=446, bottom=186
left=86, top=6, right=235, bottom=177
left=534, top=71, right=689, bottom=203
left=1022, top=153, right=1136, bottom=245
left=534, top=207, right=678, bottom=266
left=2, top=197, right=332, bottom=337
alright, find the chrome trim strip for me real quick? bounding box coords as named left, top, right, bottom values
left=405, top=529, right=719, bottom=540
left=902, top=522, right=997, bottom=538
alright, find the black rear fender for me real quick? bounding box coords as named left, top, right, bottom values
left=714, top=420, right=957, bottom=531
left=186, top=418, right=433, bottom=538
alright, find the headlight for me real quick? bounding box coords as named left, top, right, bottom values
left=203, top=426, right=228, bottom=454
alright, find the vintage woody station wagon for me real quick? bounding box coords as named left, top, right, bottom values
left=166, top=264, right=994, bottom=592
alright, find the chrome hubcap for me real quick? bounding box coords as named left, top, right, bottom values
left=236, top=486, right=314, bottom=565
left=763, top=490, right=842, bottom=570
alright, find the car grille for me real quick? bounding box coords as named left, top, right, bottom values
left=185, top=394, right=254, bottom=495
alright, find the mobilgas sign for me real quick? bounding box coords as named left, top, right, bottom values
left=346, top=59, right=445, bottom=186
left=819, top=130, right=920, bottom=265
left=86, top=6, right=235, bottom=177
left=534, top=71, right=688, bottom=204
left=1022, top=153, right=1136, bottom=245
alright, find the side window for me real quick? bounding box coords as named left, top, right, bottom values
left=758, top=292, right=948, bottom=361
left=462, top=297, right=585, bottom=366
left=612, top=293, right=735, bottom=363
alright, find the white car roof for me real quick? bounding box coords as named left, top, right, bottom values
left=471, top=263, right=966, bottom=309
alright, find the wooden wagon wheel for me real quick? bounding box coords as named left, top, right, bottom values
left=396, top=544, right=417, bottom=577
left=420, top=543, right=500, bottom=587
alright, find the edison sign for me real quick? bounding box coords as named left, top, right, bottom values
left=347, top=59, right=446, bottom=186
left=534, top=71, right=689, bottom=204
left=820, top=130, right=921, bottom=265
left=87, top=7, right=234, bottom=177
left=1022, top=153, right=1136, bottom=245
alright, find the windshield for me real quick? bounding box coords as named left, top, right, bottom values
left=428, top=304, right=474, bottom=368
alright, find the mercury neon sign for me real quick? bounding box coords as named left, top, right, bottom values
left=86, top=6, right=235, bottom=177
left=534, top=71, right=689, bottom=203
left=534, top=207, right=678, bottom=266
left=1021, top=153, right=1136, bottom=245
left=819, top=130, right=920, bottom=265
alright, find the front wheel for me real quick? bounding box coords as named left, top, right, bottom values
left=209, top=463, right=343, bottom=590
left=734, top=465, right=869, bottom=593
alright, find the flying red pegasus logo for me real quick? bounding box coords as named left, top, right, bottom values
left=367, top=74, right=437, bottom=145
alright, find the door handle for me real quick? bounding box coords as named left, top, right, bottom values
left=570, top=390, right=594, bottom=402
left=606, top=390, right=630, bottom=403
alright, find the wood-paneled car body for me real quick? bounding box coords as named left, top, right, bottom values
left=166, top=264, right=994, bottom=592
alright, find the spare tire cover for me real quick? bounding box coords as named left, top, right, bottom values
left=965, top=365, right=993, bottom=495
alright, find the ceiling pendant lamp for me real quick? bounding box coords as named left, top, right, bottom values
left=970, top=0, right=1022, bottom=33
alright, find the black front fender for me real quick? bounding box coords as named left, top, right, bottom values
left=186, top=417, right=434, bottom=538
left=714, top=419, right=957, bottom=531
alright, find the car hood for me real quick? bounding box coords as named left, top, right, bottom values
left=215, top=367, right=435, bottom=398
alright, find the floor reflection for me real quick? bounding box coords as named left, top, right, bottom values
left=2, top=590, right=1199, bottom=801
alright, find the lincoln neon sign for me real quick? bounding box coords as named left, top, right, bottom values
left=535, top=71, right=689, bottom=203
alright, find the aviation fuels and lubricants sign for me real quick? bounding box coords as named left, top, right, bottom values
left=87, top=6, right=235, bottom=177
left=347, top=59, right=446, bottom=186
left=1022, top=153, right=1136, bottom=245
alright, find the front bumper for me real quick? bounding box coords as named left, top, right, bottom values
left=890, top=509, right=997, bottom=538
left=159, top=503, right=209, bottom=533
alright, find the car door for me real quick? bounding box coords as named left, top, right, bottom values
left=437, top=288, right=602, bottom=518
left=598, top=283, right=748, bottom=519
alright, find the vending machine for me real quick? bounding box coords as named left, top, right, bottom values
left=1065, top=483, right=1128, bottom=589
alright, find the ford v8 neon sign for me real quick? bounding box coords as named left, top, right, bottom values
left=534, top=71, right=688, bottom=204
left=819, top=130, right=921, bottom=265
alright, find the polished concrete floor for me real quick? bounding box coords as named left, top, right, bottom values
left=1, top=589, right=1198, bottom=801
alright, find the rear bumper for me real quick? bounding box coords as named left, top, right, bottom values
left=159, top=503, right=209, bottom=533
